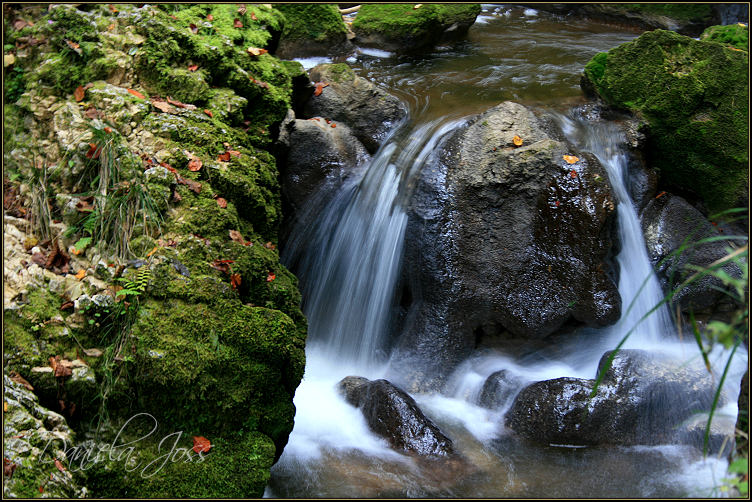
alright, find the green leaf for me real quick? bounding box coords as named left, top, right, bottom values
left=728, top=458, right=749, bottom=474
left=74, top=236, right=92, bottom=252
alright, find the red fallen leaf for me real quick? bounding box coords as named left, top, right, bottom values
left=230, top=273, right=241, bottom=290
left=216, top=197, right=228, bottom=208
left=555, top=200, right=560, bottom=207
left=66, top=40, right=82, bottom=55
left=331, top=123, right=336, bottom=128
left=187, top=156, right=203, bottom=171
left=170, top=15, right=177, bottom=20
left=218, top=151, right=231, bottom=162
left=104, top=126, right=113, bottom=133
left=229, top=229, right=244, bottom=244
left=251, top=12, right=258, bottom=21
left=74, top=85, right=85, bottom=102
left=152, top=101, right=172, bottom=113
left=204, top=109, right=213, bottom=118
left=9, top=371, right=34, bottom=391
left=84, top=107, right=99, bottom=119
left=190, top=23, right=199, bottom=34
left=570, top=170, right=577, bottom=178
left=188, top=64, right=198, bottom=71
left=266, top=272, right=275, bottom=282
left=4, top=458, right=17, bottom=478
left=193, top=436, right=212, bottom=454
left=39, top=486, right=43, bottom=494
left=206, top=14, right=214, bottom=21
left=54, top=459, right=66, bottom=473
left=176, top=175, right=202, bottom=193
left=128, top=88, right=146, bottom=99
left=159, top=162, right=178, bottom=173
left=263, top=242, right=276, bottom=250
left=86, top=143, right=102, bottom=160
left=314, top=82, right=329, bottom=97
left=325, top=118, right=331, bottom=124
left=234, top=18, right=243, bottom=28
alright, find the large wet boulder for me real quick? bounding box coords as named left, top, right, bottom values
left=390, top=101, right=620, bottom=390
left=302, top=63, right=407, bottom=153
left=275, top=109, right=371, bottom=218
left=505, top=349, right=731, bottom=454
left=641, top=193, right=746, bottom=313
left=336, top=376, right=457, bottom=458
left=275, top=4, right=351, bottom=59
left=351, top=4, right=482, bottom=53
left=582, top=29, right=749, bottom=214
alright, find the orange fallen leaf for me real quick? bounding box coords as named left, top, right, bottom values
left=207, top=14, right=214, bottom=21
left=66, top=40, right=82, bottom=55
left=217, top=197, right=228, bottom=208
left=234, top=18, right=243, bottom=28
left=176, top=175, right=202, bottom=193
left=188, top=64, right=198, bottom=71
left=266, top=272, right=275, bottom=282
left=655, top=191, right=667, bottom=199
left=228, top=150, right=241, bottom=157
left=555, top=200, right=560, bottom=207
left=3, top=402, right=7, bottom=412
left=513, top=135, right=523, bottom=146
left=218, top=151, right=231, bottom=162
left=247, top=47, right=268, bottom=56
left=204, top=109, right=213, bottom=118
left=230, top=273, right=241, bottom=290
left=187, top=156, right=203, bottom=172
left=570, top=170, right=577, bottom=178
left=104, top=126, right=113, bottom=133
left=128, top=88, right=146, bottom=99
left=146, top=246, right=159, bottom=258
left=251, top=12, right=258, bottom=21
left=263, top=242, right=276, bottom=250
left=54, top=459, right=66, bottom=473
left=108, top=23, right=115, bottom=30
left=563, top=155, right=579, bottom=164
left=74, top=85, right=85, bottom=102
left=314, top=82, right=329, bottom=97
left=331, top=123, right=336, bottom=128
left=74, top=269, right=86, bottom=280
left=86, top=143, right=102, bottom=160
left=109, top=4, right=118, bottom=13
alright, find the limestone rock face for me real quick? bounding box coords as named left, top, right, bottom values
left=391, top=101, right=621, bottom=390
left=505, top=349, right=732, bottom=454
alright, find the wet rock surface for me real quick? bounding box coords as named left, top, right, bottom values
left=505, top=349, right=731, bottom=454
left=336, top=376, right=457, bottom=458
left=391, top=101, right=621, bottom=390
left=641, top=193, right=746, bottom=312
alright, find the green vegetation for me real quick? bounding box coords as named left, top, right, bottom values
left=276, top=4, right=347, bottom=43
left=701, top=23, right=749, bottom=51
left=353, top=4, right=481, bottom=36
left=623, top=3, right=713, bottom=21
left=583, top=30, right=749, bottom=213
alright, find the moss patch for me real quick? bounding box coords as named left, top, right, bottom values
left=700, top=23, right=749, bottom=51
left=276, top=4, right=347, bottom=43
left=583, top=29, right=749, bottom=212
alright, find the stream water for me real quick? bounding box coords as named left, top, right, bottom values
left=267, top=5, right=747, bottom=498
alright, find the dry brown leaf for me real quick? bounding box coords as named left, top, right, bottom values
left=228, top=150, right=241, bottom=157
left=263, top=242, right=276, bottom=250
left=204, top=109, right=213, bottom=118
left=83, top=348, right=103, bottom=357
left=187, top=156, right=203, bottom=172
left=246, top=47, right=268, bottom=56
left=218, top=151, right=231, bottom=162
left=251, top=12, right=258, bottom=21
left=176, top=175, right=202, bottom=194
left=84, top=107, right=99, bottom=119
left=230, top=273, right=242, bottom=290
left=74, top=86, right=85, bottom=102
left=190, top=23, right=199, bottom=34
left=9, top=371, right=34, bottom=391
left=216, top=197, right=228, bottom=209
left=237, top=4, right=247, bottom=15
left=234, top=18, right=243, bottom=28
left=54, top=459, right=66, bottom=473
left=152, top=101, right=172, bottom=113
left=193, top=436, right=212, bottom=454
left=512, top=135, right=523, bottom=146
left=66, top=40, right=82, bottom=55
left=229, top=229, right=244, bottom=244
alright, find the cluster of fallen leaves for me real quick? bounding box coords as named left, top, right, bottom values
left=28, top=239, right=73, bottom=275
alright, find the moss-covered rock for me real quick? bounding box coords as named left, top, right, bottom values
left=275, top=4, right=350, bottom=59
left=700, top=23, right=749, bottom=51
left=582, top=29, right=749, bottom=213
left=352, top=3, right=482, bottom=53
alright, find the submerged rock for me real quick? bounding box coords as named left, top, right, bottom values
left=391, top=101, right=621, bottom=390
left=505, top=349, right=732, bottom=454
left=336, top=376, right=457, bottom=458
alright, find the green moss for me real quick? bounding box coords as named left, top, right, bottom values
left=623, top=3, right=712, bottom=21
left=276, top=4, right=347, bottom=42
left=352, top=3, right=481, bottom=37
left=81, top=432, right=276, bottom=498
left=583, top=29, right=749, bottom=212
left=701, top=24, right=749, bottom=51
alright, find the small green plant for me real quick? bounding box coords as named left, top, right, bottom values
left=4, top=66, right=26, bottom=103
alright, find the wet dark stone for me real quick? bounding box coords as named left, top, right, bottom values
left=477, top=370, right=526, bottom=410
left=336, top=376, right=457, bottom=458
left=505, top=349, right=730, bottom=454
left=390, top=101, right=621, bottom=391
left=641, top=193, right=746, bottom=312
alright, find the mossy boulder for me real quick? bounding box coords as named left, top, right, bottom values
left=275, top=4, right=350, bottom=59
left=700, top=23, right=749, bottom=51
left=582, top=29, right=749, bottom=213
left=352, top=4, right=482, bottom=53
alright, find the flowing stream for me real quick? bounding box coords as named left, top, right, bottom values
left=266, top=6, right=747, bottom=498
